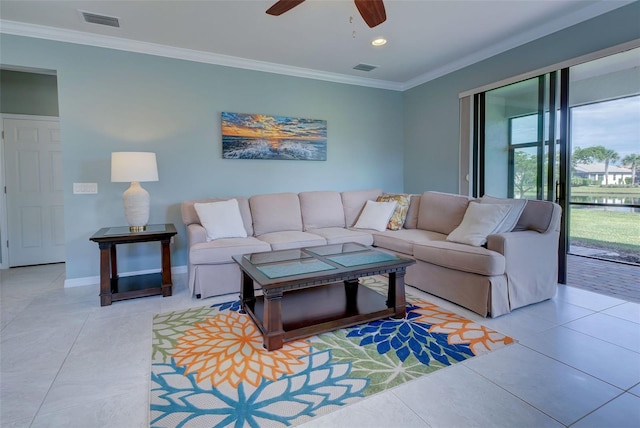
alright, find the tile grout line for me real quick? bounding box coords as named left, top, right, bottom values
left=29, top=310, right=91, bottom=427
left=461, top=358, right=568, bottom=427
left=566, top=390, right=629, bottom=427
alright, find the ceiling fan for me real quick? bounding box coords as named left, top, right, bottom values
left=266, top=0, right=386, bottom=28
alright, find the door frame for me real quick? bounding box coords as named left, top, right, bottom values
left=0, top=113, right=60, bottom=269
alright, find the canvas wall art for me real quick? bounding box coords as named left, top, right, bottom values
left=221, top=112, right=327, bottom=160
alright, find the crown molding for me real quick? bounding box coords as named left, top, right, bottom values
left=1, top=0, right=633, bottom=93
left=0, top=19, right=404, bottom=91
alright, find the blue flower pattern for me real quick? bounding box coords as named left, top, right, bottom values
left=210, top=299, right=241, bottom=313
left=152, top=295, right=511, bottom=426
left=151, top=350, right=367, bottom=427
left=346, top=304, right=474, bottom=365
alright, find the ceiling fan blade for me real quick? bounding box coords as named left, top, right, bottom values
left=266, top=0, right=305, bottom=16
left=354, top=0, right=386, bottom=28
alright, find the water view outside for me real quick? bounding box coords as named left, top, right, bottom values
left=511, top=96, right=639, bottom=264
left=568, top=96, right=639, bottom=264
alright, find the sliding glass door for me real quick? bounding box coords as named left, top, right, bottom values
left=477, top=73, right=564, bottom=200
left=471, top=47, right=640, bottom=284
left=568, top=48, right=640, bottom=265
left=474, top=71, right=569, bottom=281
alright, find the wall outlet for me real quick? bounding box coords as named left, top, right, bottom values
left=73, top=183, right=98, bottom=194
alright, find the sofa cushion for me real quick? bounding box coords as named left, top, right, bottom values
left=403, top=194, right=422, bottom=229
left=373, top=229, right=447, bottom=256
left=341, top=189, right=383, bottom=227
left=417, top=191, right=470, bottom=235
left=376, top=193, right=411, bottom=230
left=308, top=227, right=373, bottom=246
left=255, top=231, right=326, bottom=250
left=194, top=199, right=248, bottom=241
left=182, top=197, right=254, bottom=236
left=299, top=191, right=346, bottom=230
left=447, top=202, right=512, bottom=246
left=250, top=193, right=302, bottom=236
left=413, top=241, right=506, bottom=276
left=353, top=200, right=398, bottom=232
left=189, top=237, right=271, bottom=265
left=480, top=195, right=527, bottom=233
left=513, top=199, right=555, bottom=233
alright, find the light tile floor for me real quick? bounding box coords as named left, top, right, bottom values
left=1, top=263, right=639, bottom=428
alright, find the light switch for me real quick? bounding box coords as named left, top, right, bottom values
left=73, top=183, right=98, bottom=194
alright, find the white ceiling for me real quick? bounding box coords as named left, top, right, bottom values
left=0, top=0, right=634, bottom=90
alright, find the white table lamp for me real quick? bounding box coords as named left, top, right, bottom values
left=111, top=152, right=159, bottom=232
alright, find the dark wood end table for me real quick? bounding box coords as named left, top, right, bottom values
left=89, top=223, right=177, bottom=306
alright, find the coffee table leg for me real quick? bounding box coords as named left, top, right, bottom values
left=344, top=279, right=358, bottom=313
left=263, top=289, right=284, bottom=351
left=388, top=271, right=406, bottom=319
left=240, top=271, right=255, bottom=313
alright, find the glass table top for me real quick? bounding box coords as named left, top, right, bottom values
left=305, top=242, right=367, bottom=257
left=256, top=259, right=335, bottom=279
left=326, top=251, right=399, bottom=267
left=243, top=249, right=311, bottom=265
left=241, top=243, right=404, bottom=280
left=103, top=224, right=167, bottom=236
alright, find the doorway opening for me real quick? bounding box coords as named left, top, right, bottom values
left=0, top=68, right=63, bottom=269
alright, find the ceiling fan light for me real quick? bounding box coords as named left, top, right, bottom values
left=371, top=38, right=387, bottom=47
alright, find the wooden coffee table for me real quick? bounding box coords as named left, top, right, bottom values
left=233, top=243, right=415, bottom=351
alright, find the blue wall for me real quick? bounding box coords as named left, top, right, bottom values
left=403, top=1, right=640, bottom=194
left=0, top=35, right=403, bottom=279
left=1, top=1, right=639, bottom=281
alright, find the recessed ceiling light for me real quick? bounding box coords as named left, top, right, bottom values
left=371, top=38, right=387, bottom=47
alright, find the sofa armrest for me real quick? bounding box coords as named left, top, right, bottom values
left=487, top=230, right=554, bottom=254
left=487, top=230, right=559, bottom=310
left=187, top=223, right=207, bottom=246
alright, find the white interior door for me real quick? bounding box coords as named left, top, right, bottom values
left=3, top=117, right=64, bottom=267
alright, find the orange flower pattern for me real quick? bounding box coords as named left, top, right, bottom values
left=173, top=310, right=310, bottom=387
left=151, top=279, right=516, bottom=427
left=410, top=299, right=515, bottom=354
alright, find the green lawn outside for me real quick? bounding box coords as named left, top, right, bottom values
left=509, top=186, right=639, bottom=260
left=569, top=208, right=640, bottom=253
left=519, top=187, right=640, bottom=202
left=571, top=187, right=640, bottom=195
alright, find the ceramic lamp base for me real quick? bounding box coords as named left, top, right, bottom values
left=122, top=181, right=150, bottom=230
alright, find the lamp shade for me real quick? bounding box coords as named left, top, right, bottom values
left=111, top=152, right=159, bottom=183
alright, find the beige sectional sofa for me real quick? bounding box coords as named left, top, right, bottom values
left=181, top=189, right=561, bottom=318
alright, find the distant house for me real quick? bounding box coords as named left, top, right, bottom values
left=573, top=162, right=633, bottom=185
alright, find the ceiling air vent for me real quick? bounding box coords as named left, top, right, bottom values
left=353, top=63, right=377, bottom=72
left=80, top=11, right=120, bottom=28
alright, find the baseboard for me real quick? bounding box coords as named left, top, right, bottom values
left=64, top=265, right=188, bottom=288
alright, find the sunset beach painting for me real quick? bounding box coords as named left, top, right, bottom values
left=222, top=112, right=327, bottom=160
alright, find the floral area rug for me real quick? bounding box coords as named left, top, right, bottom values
left=150, top=276, right=514, bottom=427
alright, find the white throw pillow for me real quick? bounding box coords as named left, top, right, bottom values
left=446, top=202, right=512, bottom=246
left=479, top=195, right=527, bottom=233
left=194, top=199, right=248, bottom=241
left=353, top=200, right=398, bottom=232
